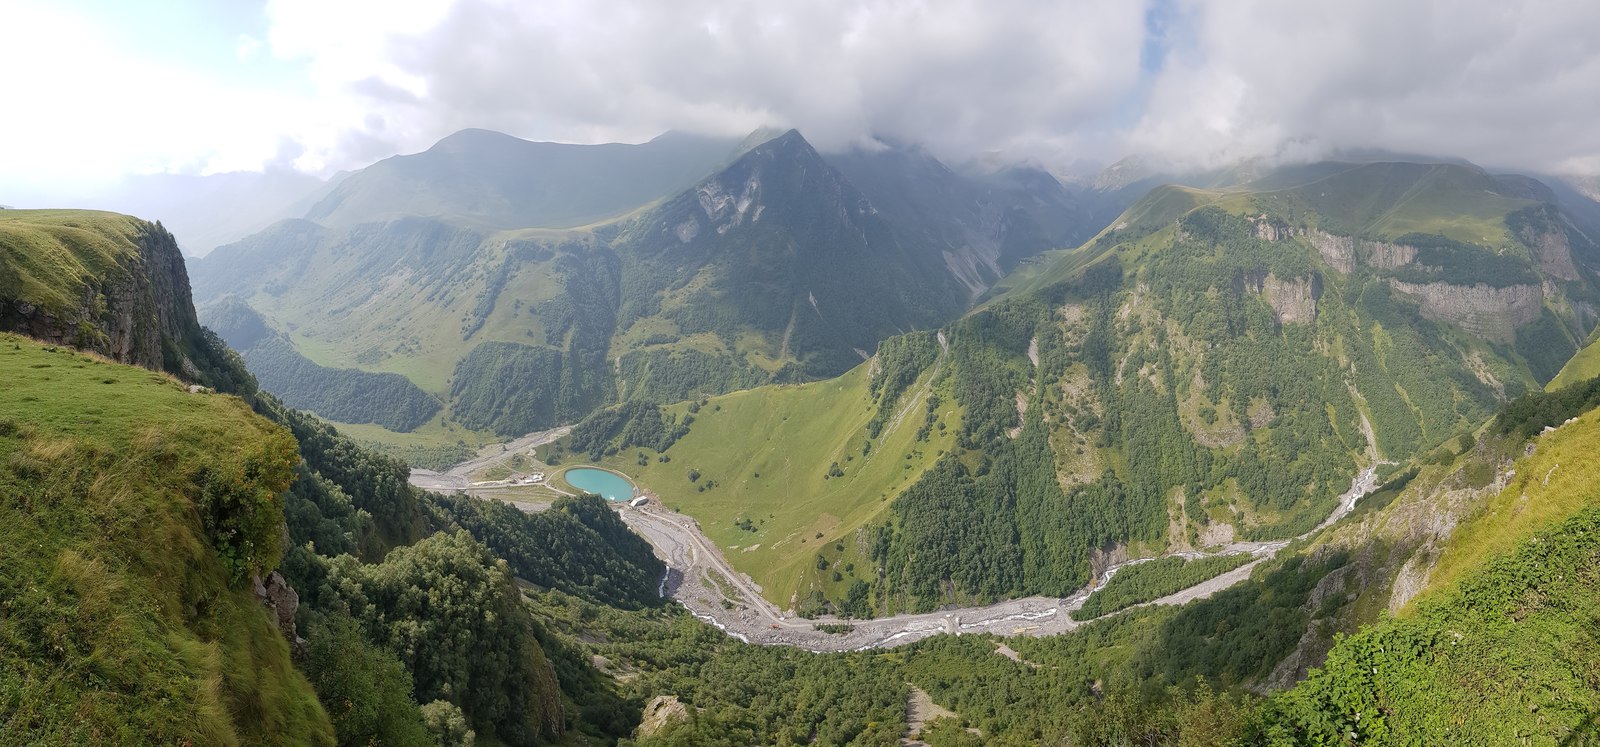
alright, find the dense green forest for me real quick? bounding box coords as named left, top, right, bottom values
left=244, top=337, right=442, bottom=431
left=566, top=400, right=690, bottom=461
left=194, top=317, right=668, bottom=744
left=426, top=492, right=665, bottom=609
left=1072, top=553, right=1256, bottom=620
left=845, top=203, right=1537, bottom=614
left=203, top=299, right=441, bottom=431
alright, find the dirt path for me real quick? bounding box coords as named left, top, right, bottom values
left=902, top=685, right=962, bottom=746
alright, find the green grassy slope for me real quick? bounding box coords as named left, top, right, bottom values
left=557, top=357, right=960, bottom=608
left=0, top=333, right=333, bottom=744
left=1261, top=411, right=1600, bottom=743
left=1548, top=334, right=1600, bottom=391
left=0, top=209, right=142, bottom=313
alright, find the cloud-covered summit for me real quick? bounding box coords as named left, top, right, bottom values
left=4, top=0, right=1600, bottom=197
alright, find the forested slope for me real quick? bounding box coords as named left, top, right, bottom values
left=594, top=163, right=1600, bottom=618
left=189, top=128, right=1096, bottom=444
left=0, top=208, right=668, bottom=745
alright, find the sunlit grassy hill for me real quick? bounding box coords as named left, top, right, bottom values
left=0, top=333, right=333, bottom=744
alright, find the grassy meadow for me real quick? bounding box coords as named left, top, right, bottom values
left=568, top=359, right=960, bottom=609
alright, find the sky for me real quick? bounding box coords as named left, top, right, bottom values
left=4, top=0, right=1600, bottom=198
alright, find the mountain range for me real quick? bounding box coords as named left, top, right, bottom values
left=189, top=127, right=1102, bottom=440
left=8, top=96, right=1600, bottom=742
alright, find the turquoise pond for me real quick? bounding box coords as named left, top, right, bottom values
left=563, top=468, right=636, bottom=501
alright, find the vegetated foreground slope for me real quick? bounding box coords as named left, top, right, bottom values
left=581, top=161, right=1599, bottom=618
left=0, top=333, right=333, bottom=744
left=1257, top=397, right=1600, bottom=744
left=190, top=128, right=1095, bottom=444
left=0, top=207, right=679, bottom=745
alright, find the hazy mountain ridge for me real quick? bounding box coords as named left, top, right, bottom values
left=193, top=127, right=1103, bottom=437
left=587, top=159, right=1600, bottom=617
left=304, top=128, right=745, bottom=231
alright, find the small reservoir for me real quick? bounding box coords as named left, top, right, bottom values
left=564, top=467, right=636, bottom=501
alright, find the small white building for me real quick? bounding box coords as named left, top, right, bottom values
left=629, top=496, right=649, bottom=508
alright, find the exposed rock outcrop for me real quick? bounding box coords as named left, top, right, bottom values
left=1244, top=271, right=1320, bottom=325
left=1251, top=214, right=1293, bottom=242
left=1363, top=240, right=1417, bottom=270
left=1309, top=230, right=1356, bottom=274
left=0, top=220, right=204, bottom=377
left=1309, top=230, right=1420, bottom=273
left=253, top=570, right=306, bottom=654
left=1522, top=223, right=1581, bottom=281
left=636, top=695, right=689, bottom=739
left=1388, top=279, right=1543, bottom=344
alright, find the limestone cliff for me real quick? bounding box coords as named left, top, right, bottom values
left=0, top=211, right=206, bottom=378
left=1387, top=279, right=1543, bottom=344
left=1244, top=270, right=1320, bottom=325
left=0, top=212, right=205, bottom=373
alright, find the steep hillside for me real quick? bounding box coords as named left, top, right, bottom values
left=202, top=298, right=442, bottom=431
left=828, top=143, right=1093, bottom=299
left=607, top=129, right=974, bottom=384
left=192, top=128, right=1093, bottom=442
left=1256, top=400, right=1600, bottom=743
left=1548, top=331, right=1600, bottom=390
left=592, top=163, right=1600, bottom=618
left=0, top=209, right=239, bottom=383
left=0, top=333, right=333, bottom=744
left=306, top=129, right=740, bottom=230
left=2, top=207, right=668, bottom=745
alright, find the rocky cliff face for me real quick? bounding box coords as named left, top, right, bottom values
left=1308, top=230, right=1420, bottom=273
left=1389, top=279, right=1543, bottom=344
left=1245, top=270, right=1320, bottom=325
left=1521, top=223, right=1582, bottom=281
left=0, top=219, right=204, bottom=377
left=1364, top=240, right=1417, bottom=270
left=1310, top=230, right=1357, bottom=274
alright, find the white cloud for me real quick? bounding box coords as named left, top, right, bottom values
left=5, top=0, right=1600, bottom=200
left=0, top=4, right=318, bottom=197
left=1128, top=0, right=1600, bottom=174
left=257, top=0, right=1151, bottom=169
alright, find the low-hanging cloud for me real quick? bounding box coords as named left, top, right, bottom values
left=266, top=0, right=1151, bottom=171
left=261, top=0, right=1600, bottom=177
left=1130, top=0, right=1600, bottom=175
left=7, top=0, right=1600, bottom=199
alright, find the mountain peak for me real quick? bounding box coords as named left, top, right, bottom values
left=427, top=127, right=526, bottom=152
